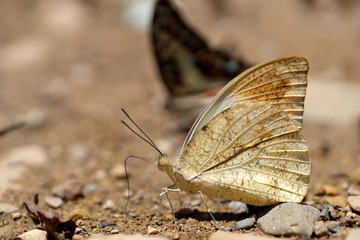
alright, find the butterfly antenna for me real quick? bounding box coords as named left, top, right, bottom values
left=123, top=155, right=155, bottom=211
left=121, top=108, right=163, bottom=155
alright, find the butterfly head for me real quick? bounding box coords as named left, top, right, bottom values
left=157, top=154, right=178, bottom=181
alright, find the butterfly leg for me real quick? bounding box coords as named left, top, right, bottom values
left=199, top=191, right=224, bottom=230
left=160, top=185, right=181, bottom=230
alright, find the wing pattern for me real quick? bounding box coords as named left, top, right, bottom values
left=152, top=0, right=248, bottom=98
left=179, top=101, right=310, bottom=205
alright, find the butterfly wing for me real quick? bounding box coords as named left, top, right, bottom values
left=152, top=0, right=248, bottom=104
left=179, top=101, right=310, bottom=205
left=182, top=56, right=308, bottom=147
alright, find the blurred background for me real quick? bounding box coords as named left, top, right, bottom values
left=1, top=0, right=360, bottom=225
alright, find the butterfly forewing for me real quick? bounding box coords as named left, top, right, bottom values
left=152, top=0, right=248, bottom=98
left=179, top=101, right=310, bottom=205
left=183, top=57, right=308, bottom=147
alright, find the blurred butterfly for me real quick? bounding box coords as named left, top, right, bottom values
left=125, top=56, right=310, bottom=208
left=151, top=0, right=250, bottom=127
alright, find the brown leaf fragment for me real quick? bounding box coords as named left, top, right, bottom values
left=24, top=194, right=76, bottom=240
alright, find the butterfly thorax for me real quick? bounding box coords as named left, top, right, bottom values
left=157, top=154, right=201, bottom=193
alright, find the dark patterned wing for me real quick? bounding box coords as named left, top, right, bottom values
left=152, top=0, right=249, bottom=99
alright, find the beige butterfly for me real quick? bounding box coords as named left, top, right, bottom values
left=156, top=56, right=310, bottom=206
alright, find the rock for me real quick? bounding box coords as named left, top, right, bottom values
left=23, top=109, right=46, bottom=128
left=11, top=212, right=22, bottom=220
left=147, top=226, right=160, bottom=234
left=69, top=208, right=90, bottom=220
left=85, top=183, right=98, bottom=193
left=346, top=229, right=360, bottom=240
left=88, top=233, right=167, bottom=239
left=17, top=229, right=48, bottom=240
left=110, top=229, right=119, bottom=234
left=313, top=221, right=329, bottom=237
left=257, top=203, right=321, bottom=238
left=63, top=178, right=83, bottom=200
left=228, top=201, right=248, bottom=214
left=0, top=203, right=18, bottom=213
left=109, top=164, right=127, bottom=179
left=325, top=195, right=347, bottom=207
left=72, top=235, right=85, bottom=240
left=44, top=195, right=63, bottom=208
left=322, top=184, right=339, bottom=196
left=233, top=217, right=256, bottom=230
left=52, top=178, right=83, bottom=201
left=320, top=204, right=337, bottom=220
left=208, top=231, right=277, bottom=240
left=326, top=221, right=344, bottom=237
left=0, top=145, right=48, bottom=197
left=348, top=185, right=360, bottom=196
left=190, top=199, right=201, bottom=206
left=102, top=199, right=115, bottom=210
left=68, top=143, right=91, bottom=162
left=348, top=196, right=360, bottom=212
left=98, top=221, right=116, bottom=229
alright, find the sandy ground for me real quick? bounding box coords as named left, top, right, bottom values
left=1, top=0, right=360, bottom=239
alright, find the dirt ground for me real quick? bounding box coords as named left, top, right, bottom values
left=1, top=0, right=360, bottom=239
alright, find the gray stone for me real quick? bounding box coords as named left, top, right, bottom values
left=228, top=201, right=248, bottom=214
left=208, top=231, right=278, bottom=240
left=348, top=196, right=360, bottom=212
left=326, top=221, right=344, bottom=237
left=44, top=195, right=63, bottom=208
left=257, top=203, right=321, bottom=238
left=68, top=143, right=90, bottom=162
left=0, top=203, right=18, bottom=213
left=346, top=229, right=360, bottom=240
left=233, top=217, right=256, bottom=230
left=17, top=229, right=47, bottom=240
left=313, top=221, right=329, bottom=237
left=102, top=199, right=115, bottom=210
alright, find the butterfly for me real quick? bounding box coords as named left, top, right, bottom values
left=151, top=0, right=250, bottom=116
left=153, top=56, right=311, bottom=206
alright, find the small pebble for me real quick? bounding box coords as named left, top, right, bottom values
left=233, top=217, right=255, bottom=230
left=190, top=199, right=201, bottom=206
left=0, top=203, right=18, bottom=213
left=72, top=234, right=85, bottom=240
left=85, top=183, right=97, bottom=193
left=346, top=228, right=360, bottom=240
left=24, top=109, right=46, bottom=128
left=63, top=178, right=83, bottom=200
left=109, top=164, right=127, bottom=179
left=52, top=184, right=66, bottom=199
left=347, top=196, right=360, bottom=212
left=11, top=212, right=22, bottom=220
left=110, top=229, right=119, bottom=234
left=313, top=221, right=329, bottom=237
left=326, top=221, right=344, bottom=237
left=69, top=208, right=90, bottom=220
left=257, top=203, right=320, bottom=238
left=320, top=204, right=337, bottom=220
left=17, top=229, right=47, bottom=240
left=322, top=184, right=339, bottom=196
left=98, top=221, right=116, bottom=229
left=325, top=195, right=347, bottom=207
left=228, top=201, right=248, bottom=214
left=102, top=199, right=115, bottom=210
left=68, top=143, right=91, bottom=162
left=147, top=226, right=160, bottom=234
left=44, top=195, right=63, bottom=208
left=348, top=185, right=360, bottom=196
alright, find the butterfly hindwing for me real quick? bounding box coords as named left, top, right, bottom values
left=179, top=101, right=310, bottom=205
left=152, top=0, right=248, bottom=100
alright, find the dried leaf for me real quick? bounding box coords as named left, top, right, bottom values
left=24, top=194, right=76, bottom=240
